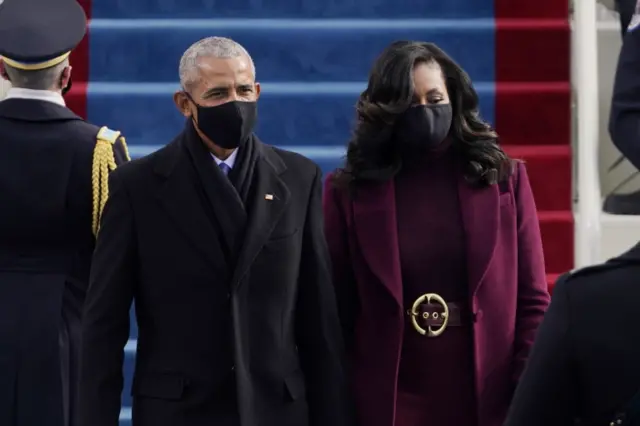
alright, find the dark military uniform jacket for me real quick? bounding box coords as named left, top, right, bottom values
left=0, top=96, right=128, bottom=426
left=505, top=242, right=640, bottom=426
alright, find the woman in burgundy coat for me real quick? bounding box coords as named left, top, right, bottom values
left=322, top=41, right=550, bottom=426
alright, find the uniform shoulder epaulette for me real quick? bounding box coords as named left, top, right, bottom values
left=563, top=262, right=618, bottom=281
left=97, top=127, right=121, bottom=144
left=92, top=126, right=130, bottom=236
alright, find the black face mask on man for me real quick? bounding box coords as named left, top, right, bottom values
left=395, top=104, right=453, bottom=152
left=186, top=93, right=258, bottom=150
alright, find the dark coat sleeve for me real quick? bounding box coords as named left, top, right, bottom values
left=78, top=170, right=137, bottom=426
left=609, top=20, right=640, bottom=170
left=512, top=162, right=552, bottom=382
left=504, top=273, right=577, bottom=426
left=295, top=166, right=354, bottom=426
left=321, top=173, right=359, bottom=352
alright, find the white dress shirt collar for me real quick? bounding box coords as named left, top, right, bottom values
left=211, top=148, right=238, bottom=170
left=4, top=87, right=66, bottom=107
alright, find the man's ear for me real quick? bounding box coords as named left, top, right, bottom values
left=173, top=91, right=193, bottom=118
left=60, top=66, right=72, bottom=90
left=254, top=82, right=261, bottom=100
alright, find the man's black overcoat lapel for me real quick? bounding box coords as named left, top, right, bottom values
left=153, top=136, right=234, bottom=275
left=230, top=141, right=291, bottom=290
left=153, top=127, right=291, bottom=285
left=180, top=122, right=248, bottom=259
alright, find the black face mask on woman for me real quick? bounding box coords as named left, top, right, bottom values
left=395, top=104, right=453, bottom=152
left=186, top=93, right=257, bottom=149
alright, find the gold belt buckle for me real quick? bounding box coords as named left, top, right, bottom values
left=409, top=293, right=449, bottom=337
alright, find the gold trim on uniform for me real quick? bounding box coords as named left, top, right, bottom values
left=92, top=127, right=130, bottom=236
left=1, top=51, right=71, bottom=71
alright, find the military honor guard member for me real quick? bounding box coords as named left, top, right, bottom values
left=505, top=242, right=640, bottom=426
left=0, top=0, right=129, bottom=425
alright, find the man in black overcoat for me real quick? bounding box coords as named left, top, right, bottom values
left=78, top=36, right=353, bottom=426
left=0, top=0, right=129, bottom=425
left=504, top=241, right=640, bottom=426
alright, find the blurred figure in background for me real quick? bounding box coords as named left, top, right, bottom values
left=599, top=0, right=637, bottom=36
left=0, top=0, right=129, bottom=425
left=616, top=0, right=637, bottom=35
left=323, top=41, right=549, bottom=426
left=606, top=0, right=640, bottom=214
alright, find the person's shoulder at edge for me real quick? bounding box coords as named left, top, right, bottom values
left=109, top=133, right=183, bottom=180
left=63, top=120, right=103, bottom=150
left=511, top=158, right=526, bottom=181
left=322, top=168, right=346, bottom=192
left=110, top=149, right=157, bottom=180
left=553, top=252, right=637, bottom=303
left=102, top=145, right=160, bottom=193
left=64, top=120, right=126, bottom=155
left=323, top=167, right=342, bottom=181
left=500, top=158, right=527, bottom=197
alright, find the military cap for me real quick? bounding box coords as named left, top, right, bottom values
left=0, top=0, right=86, bottom=71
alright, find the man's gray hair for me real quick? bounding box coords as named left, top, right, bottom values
left=179, top=37, right=256, bottom=90
left=4, top=59, right=68, bottom=91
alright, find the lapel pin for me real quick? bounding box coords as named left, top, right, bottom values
left=265, top=194, right=274, bottom=201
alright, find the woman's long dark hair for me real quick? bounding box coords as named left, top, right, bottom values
left=332, top=40, right=514, bottom=188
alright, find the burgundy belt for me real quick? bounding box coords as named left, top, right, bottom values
left=404, top=293, right=469, bottom=337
